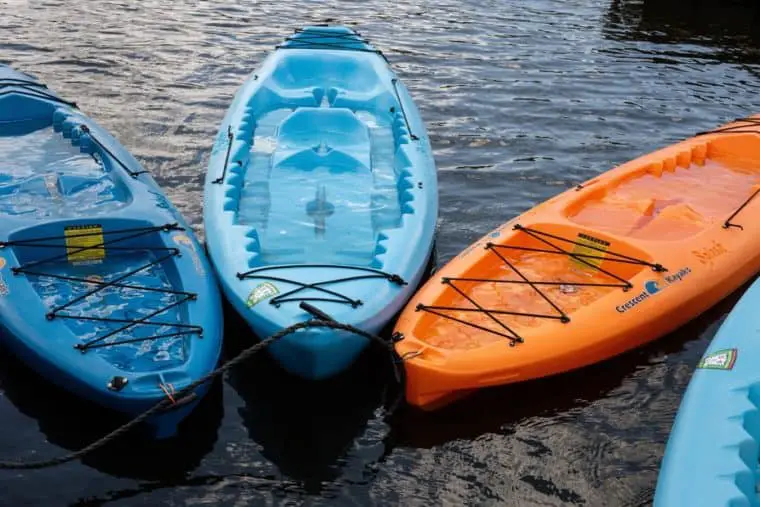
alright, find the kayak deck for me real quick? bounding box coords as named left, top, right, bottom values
left=655, top=276, right=760, bottom=506
left=229, top=49, right=413, bottom=268
left=0, top=66, right=222, bottom=437
left=395, top=116, right=760, bottom=409
left=205, top=26, right=438, bottom=380
left=26, top=250, right=188, bottom=372
left=414, top=135, right=760, bottom=351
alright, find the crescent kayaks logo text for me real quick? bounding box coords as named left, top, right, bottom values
left=616, top=267, right=692, bottom=313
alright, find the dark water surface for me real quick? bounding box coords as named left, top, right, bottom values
left=2, top=0, right=760, bottom=505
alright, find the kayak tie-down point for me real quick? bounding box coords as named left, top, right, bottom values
left=75, top=124, right=150, bottom=178
left=275, top=27, right=389, bottom=61
left=695, top=116, right=760, bottom=137
left=210, top=125, right=234, bottom=185
left=722, top=186, right=760, bottom=230
left=235, top=264, right=407, bottom=309
left=0, top=84, right=78, bottom=108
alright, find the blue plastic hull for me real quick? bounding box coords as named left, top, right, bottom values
left=655, top=278, right=760, bottom=506
left=204, top=26, right=438, bottom=379
left=0, top=66, right=223, bottom=438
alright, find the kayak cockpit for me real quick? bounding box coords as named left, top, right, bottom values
left=565, top=136, right=760, bottom=240
left=229, top=47, right=415, bottom=268
left=0, top=108, right=130, bottom=219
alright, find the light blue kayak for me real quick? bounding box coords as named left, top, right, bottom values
left=655, top=278, right=760, bottom=506
left=0, top=66, right=222, bottom=438
left=204, top=26, right=438, bottom=379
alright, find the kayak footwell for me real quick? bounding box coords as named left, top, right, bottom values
left=237, top=105, right=406, bottom=267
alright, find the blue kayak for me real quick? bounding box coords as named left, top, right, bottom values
left=204, top=26, right=438, bottom=379
left=655, top=278, right=760, bottom=505
left=0, top=66, right=222, bottom=438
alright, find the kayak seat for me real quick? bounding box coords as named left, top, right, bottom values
left=568, top=142, right=760, bottom=240
left=0, top=119, right=128, bottom=218
left=268, top=52, right=383, bottom=95
left=631, top=203, right=706, bottom=239
left=231, top=48, right=420, bottom=267
left=261, top=50, right=393, bottom=115
left=258, top=84, right=332, bottom=109
left=271, top=108, right=371, bottom=171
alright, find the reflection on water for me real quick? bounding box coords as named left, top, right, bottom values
left=0, top=344, right=224, bottom=505
left=1, top=0, right=760, bottom=505
left=225, top=321, right=391, bottom=493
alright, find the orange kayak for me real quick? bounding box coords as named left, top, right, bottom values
left=395, top=115, right=760, bottom=409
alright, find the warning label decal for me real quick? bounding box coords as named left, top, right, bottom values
left=65, top=224, right=105, bottom=263
left=571, top=232, right=610, bottom=270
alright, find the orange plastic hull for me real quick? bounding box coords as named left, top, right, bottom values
left=394, top=116, right=760, bottom=409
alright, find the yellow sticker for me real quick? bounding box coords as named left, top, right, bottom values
left=571, top=232, right=609, bottom=270
left=65, top=224, right=105, bottom=263
left=0, top=257, right=5, bottom=270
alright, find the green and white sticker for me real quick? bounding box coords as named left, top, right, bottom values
left=697, top=349, right=737, bottom=370
left=246, top=282, right=279, bottom=308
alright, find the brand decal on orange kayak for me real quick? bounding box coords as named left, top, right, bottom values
left=616, top=267, right=692, bottom=313
left=692, top=241, right=727, bottom=265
